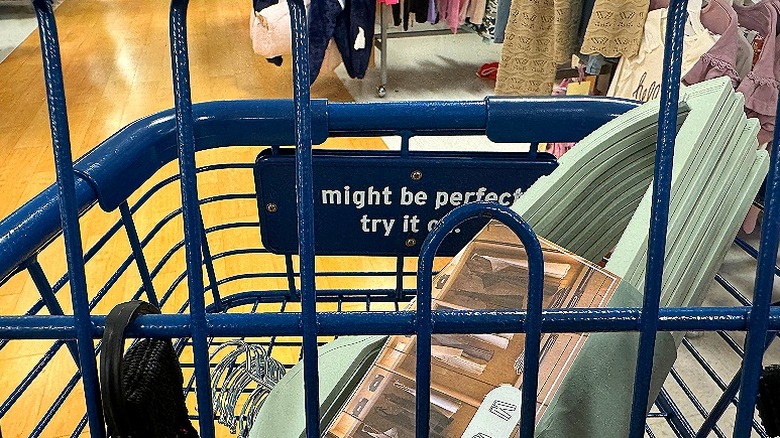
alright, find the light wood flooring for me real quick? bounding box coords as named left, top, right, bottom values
left=0, top=1, right=402, bottom=436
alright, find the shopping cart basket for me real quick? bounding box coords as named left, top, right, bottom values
left=1, top=0, right=779, bottom=437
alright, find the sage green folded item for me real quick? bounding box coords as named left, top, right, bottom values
left=535, top=282, right=677, bottom=438
left=609, top=96, right=765, bottom=307
left=684, top=150, right=768, bottom=309
left=606, top=87, right=744, bottom=290
left=513, top=77, right=769, bottom=435
left=610, top=92, right=744, bottom=290
left=604, top=79, right=736, bottom=277
left=560, top=147, right=656, bottom=254
left=671, top=149, right=768, bottom=345
left=547, top=130, right=662, bottom=247
left=514, top=92, right=691, bottom=262
left=249, top=335, right=387, bottom=438
left=663, top=119, right=757, bottom=308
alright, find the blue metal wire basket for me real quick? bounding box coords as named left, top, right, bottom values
left=0, top=0, right=779, bottom=437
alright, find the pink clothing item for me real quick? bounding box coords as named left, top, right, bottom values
left=547, top=78, right=580, bottom=158
left=734, top=0, right=779, bottom=145
left=743, top=204, right=761, bottom=233
left=547, top=142, right=575, bottom=158
left=466, top=0, right=486, bottom=25
left=683, top=0, right=742, bottom=87
left=379, top=0, right=400, bottom=3
left=459, top=0, right=474, bottom=25
left=437, top=0, right=467, bottom=32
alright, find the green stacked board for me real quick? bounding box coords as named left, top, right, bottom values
left=520, top=77, right=770, bottom=437
left=513, top=93, right=691, bottom=263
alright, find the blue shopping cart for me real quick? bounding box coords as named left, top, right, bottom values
left=1, top=0, right=779, bottom=437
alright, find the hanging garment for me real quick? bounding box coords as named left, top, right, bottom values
left=478, top=0, right=498, bottom=40
left=465, top=0, right=487, bottom=25
left=738, top=1, right=778, bottom=233
left=410, top=0, right=431, bottom=24
left=393, top=0, right=411, bottom=30
left=495, top=0, right=584, bottom=95
left=254, top=0, right=277, bottom=11
left=683, top=0, right=743, bottom=87
left=321, top=39, right=345, bottom=74
left=437, top=0, right=468, bottom=33
left=608, top=8, right=718, bottom=102
left=575, top=0, right=597, bottom=48
left=465, top=0, right=494, bottom=37
left=308, top=0, right=376, bottom=83
left=492, top=0, right=510, bottom=43
left=735, top=30, right=756, bottom=79
left=392, top=1, right=402, bottom=26
left=734, top=0, right=779, bottom=145
left=573, top=0, right=606, bottom=75
left=309, top=0, right=343, bottom=80
left=250, top=0, right=311, bottom=60
left=392, top=0, right=430, bottom=29
left=580, top=0, right=650, bottom=58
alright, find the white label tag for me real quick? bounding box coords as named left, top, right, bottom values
left=354, top=27, right=366, bottom=50
left=461, top=386, right=523, bottom=438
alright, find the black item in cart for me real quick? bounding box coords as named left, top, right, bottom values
left=758, top=364, right=780, bottom=437
left=99, top=300, right=199, bottom=438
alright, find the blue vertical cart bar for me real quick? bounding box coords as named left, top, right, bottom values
left=629, top=0, right=688, bottom=436
left=416, top=202, right=545, bottom=438
left=734, top=80, right=780, bottom=438
left=286, top=1, right=323, bottom=437
left=31, top=1, right=106, bottom=436
left=168, top=1, right=215, bottom=436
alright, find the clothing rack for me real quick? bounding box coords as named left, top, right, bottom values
left=373, top=3, right=473, bottom=97
left=371, top=7, right=614, bottom=99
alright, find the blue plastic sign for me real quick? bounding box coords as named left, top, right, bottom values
left=254, top=149, right=557, bottom=256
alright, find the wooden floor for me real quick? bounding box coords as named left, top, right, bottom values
left=0, top=1, right=398, bottom=437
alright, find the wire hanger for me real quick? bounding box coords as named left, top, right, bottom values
left=210, top=340, right=287, bottom=437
